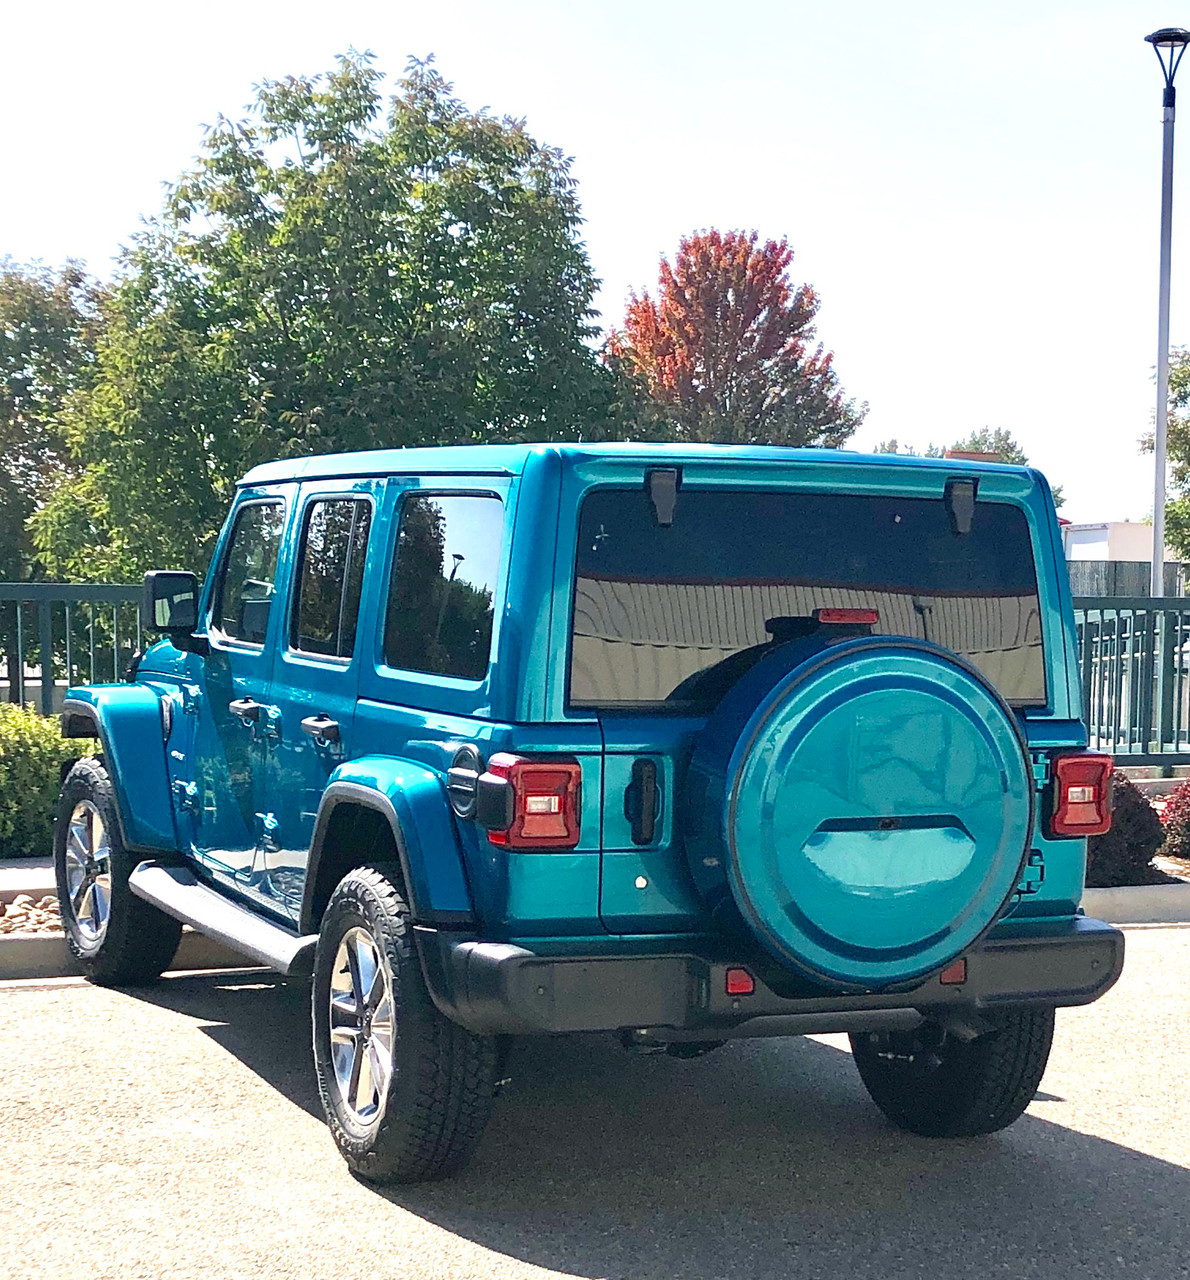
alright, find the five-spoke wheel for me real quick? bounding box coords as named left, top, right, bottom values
left=61, top=800, right=113, bottom=944
left=328, top=926, right=396, bottom=1124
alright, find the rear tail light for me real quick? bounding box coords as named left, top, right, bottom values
left=814, top=608, right=879, bottom=625
left=476, top=753, right=582, bottom=849
left=1049, top=753, right=1113, bottom=837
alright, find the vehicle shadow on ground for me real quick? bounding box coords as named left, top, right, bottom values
left=140, top=971, right=1187, bottom=1280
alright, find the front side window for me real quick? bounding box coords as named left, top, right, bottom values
left=212, top=501, right=285, bottom=645
left=570, top=487, right=1047, bottom=709
left=383, top=493, right=504, bottom=681
left=290, top=499, right=373, bottom=658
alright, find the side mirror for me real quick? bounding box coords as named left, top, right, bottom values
left=143, top=571, right=207, bottom=653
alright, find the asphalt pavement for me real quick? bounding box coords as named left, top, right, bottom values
left=1, top=927, right=1188, bottom=1280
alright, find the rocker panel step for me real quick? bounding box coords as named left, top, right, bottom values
left=129, top=860, right=318, bottom=978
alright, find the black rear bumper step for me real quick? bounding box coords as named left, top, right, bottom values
left=129, top=861, right=318, bottom=978
left=415, top=915, right=1126, bottom=1038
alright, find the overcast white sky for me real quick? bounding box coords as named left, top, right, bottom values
left=2, top=1, right=1186, bottom=522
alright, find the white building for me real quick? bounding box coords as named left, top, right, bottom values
left=1062, top=521, right=1175, bottom=563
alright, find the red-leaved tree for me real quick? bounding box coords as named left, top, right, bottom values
left=609, top=230, right=864, bottom=446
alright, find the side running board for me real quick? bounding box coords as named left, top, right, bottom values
left=129, top=860, right=318, bottom=978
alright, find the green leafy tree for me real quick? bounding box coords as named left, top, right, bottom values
left=33, top=54, right=611, bottom=579
left=1150, top=349, right=1190, bottom=556
left=0, top=260, right=100, bottom=580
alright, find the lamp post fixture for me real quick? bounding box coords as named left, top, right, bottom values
left=1146, top=27, right=1190, bottom=597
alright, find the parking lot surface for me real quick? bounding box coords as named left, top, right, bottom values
left=1, top=927, right=1187, bottom=1280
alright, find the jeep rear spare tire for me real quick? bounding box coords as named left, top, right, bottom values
left=684, top=637, right=1034, bottom=989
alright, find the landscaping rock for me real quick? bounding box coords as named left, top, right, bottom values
left=0, top=892, right=62, bottom=935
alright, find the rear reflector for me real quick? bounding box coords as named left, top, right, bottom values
left=480, top=753, right=582, bottom=849
left=725, top=967, right=755, bottom=996
left=814, top=608, right=879, bottom=625
left=939, top=958, right=967, bottom=986
left=1050, top=753, right=1113, bottom=837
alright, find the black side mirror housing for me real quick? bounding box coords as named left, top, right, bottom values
left=142, top=571, right=207, bottom=654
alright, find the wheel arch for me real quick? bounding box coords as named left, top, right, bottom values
left=300, top=766, right=475, bottom=934
left=60, top=689, right=177, bottom=853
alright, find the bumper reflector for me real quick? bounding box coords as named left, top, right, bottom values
left=939, top=958, right=968, bottom=986
left=725, top=967, right=755, bottom=996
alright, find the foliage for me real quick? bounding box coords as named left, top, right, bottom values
left=32, top=54, right=613, bottom=580
left=1085, top=775, right=1165, bottom=887
left=0, top=260, right=101, bottom=581
left=1149, top=348, right=1190, bottom=558
left=0, top=704, right=94, bottom=858
left=1157, top=777, right=1190, bottom=863
left=609, top=230, right=865, bottom=447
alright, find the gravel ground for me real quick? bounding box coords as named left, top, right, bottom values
left=0, top=928, right=1187, bottom=1280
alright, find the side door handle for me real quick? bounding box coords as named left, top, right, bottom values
left=301, top=713, right=341, bottom=744
left=228, top=698, right=262, bottom=723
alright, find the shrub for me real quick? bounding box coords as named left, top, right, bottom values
left=1085, top=775, right=1166, bottom=888
left=0, top=704, right=94, bottom=859
left=1158, top=778, right=1190, bottom=863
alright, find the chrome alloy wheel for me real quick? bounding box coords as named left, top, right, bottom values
left=329, top=926, right=396, bottom=1125
left=62, top=800, right=113, bottom=943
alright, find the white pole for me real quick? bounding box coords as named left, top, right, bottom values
left=1153, top=83, right=1177, bottom=597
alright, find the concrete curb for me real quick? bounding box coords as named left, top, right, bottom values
left=0, top=858, right=54, bottom=906
left=0, top=930, right=252, bottom=981
left=1082, top=883, right=1190, bottom=925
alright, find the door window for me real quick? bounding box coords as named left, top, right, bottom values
left=290, top=498, right=373, bottom=659
left=383, top=493, right=504, bottom=680
left=211, top=501, right=285, bottom=645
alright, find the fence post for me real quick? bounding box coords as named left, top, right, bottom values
left=38, top=599, right=54, bottom=716
left=1159, top=609, right=1177, bottom=770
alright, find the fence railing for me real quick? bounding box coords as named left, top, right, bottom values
left=4, top=583, right=1190, bottom=766
left=1074, top=596, right=1190, bottom=765
left=0, top=583, right=144, bottom=716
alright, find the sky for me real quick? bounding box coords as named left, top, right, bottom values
left=2, top=0, right=1186, bottom=524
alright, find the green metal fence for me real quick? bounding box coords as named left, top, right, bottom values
left=0, top=583, right=143, bottom=716
left=1074, top=596, right=1190, bottom=765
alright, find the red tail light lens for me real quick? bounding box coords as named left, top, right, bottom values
left=481, top=753, right=582, bottom=849
left=1050, top=753, right=1113, bottom=837
left=814, top=608, right=879, bottom=625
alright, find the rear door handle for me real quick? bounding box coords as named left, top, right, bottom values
left=228, top=698, right=262, bottom=723
left=301, top=714, right=340, bottom=744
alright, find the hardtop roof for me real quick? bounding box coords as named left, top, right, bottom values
left=239, top=442, right=1034, bottom=487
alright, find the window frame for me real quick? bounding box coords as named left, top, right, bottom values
left=285, top=491, right=376, bottom=665
left=207, top=495, right=289, bottom=651
left=377, top=487, right=507, bottom=689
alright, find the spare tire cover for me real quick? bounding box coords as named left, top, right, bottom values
left=684, top=637, right=1032, bottom=989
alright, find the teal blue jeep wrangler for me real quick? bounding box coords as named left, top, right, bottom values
left=55, top=444, right=1122, bottom=1182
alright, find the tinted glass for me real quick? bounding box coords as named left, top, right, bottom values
left=291, top=499, right=373, bottom=658
left=571, top=488, right=1046, bottom=708
left=212, top=501, right=285, bottom=645
left=383, top=494, right=504, bottom=680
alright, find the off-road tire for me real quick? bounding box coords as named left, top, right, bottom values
left=54, top=757, right=183, bottom=985
left=850, top=1007, right=1055, bottom=1138
left=311, top=863, right=498, bottom=1184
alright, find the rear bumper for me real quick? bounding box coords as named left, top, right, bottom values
left=416, top=915, right=1125, bottom=1039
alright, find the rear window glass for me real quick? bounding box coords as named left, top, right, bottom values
left=570, top=488, right=1046, bottom=709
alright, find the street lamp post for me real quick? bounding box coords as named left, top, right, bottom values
left=1145, top=27, right=1190, bottom=597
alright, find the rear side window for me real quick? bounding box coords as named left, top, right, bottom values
left=212, top=501, right=285, bottom=645
left=383, top=493, right=504, bottom=681
left=571, top=488, right=1046, bottom=709
left=290, top=498, right=373, bottom=658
